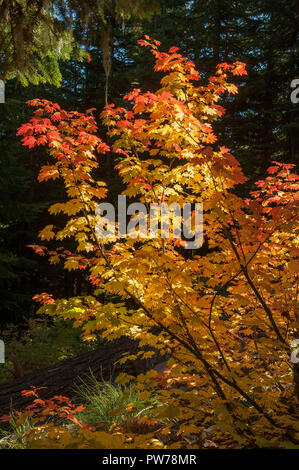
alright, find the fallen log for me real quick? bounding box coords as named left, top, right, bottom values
left=0, top=337, right=160, bottom=415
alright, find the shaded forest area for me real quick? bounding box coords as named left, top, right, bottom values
left=0, top=0, right=298, bottom=323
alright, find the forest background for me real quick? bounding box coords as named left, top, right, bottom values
left=0, top=0, right=297, bottom=340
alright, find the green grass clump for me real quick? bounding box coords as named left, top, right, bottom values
left=74, top=374, right=160, bottom=429
left=0, top=413, right=33, bottom=449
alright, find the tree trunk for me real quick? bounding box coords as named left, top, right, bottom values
left=0, top=337, right=161, bottom=415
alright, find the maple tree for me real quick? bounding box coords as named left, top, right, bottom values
left=16, top=37, right=298, bottom=448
